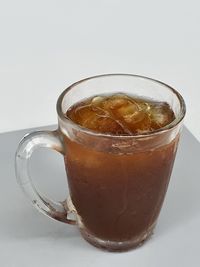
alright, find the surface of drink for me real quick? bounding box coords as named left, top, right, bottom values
left=66, top=93, right=175, bottom=135
left=63, top=93, right=177, bottom=249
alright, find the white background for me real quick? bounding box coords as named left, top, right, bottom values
left=0, top=0, right=200, bottom=141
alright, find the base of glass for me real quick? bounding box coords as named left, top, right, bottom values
left=80, top=222, right=156, bottom=252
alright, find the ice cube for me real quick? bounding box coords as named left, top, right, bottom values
left=123, top=111, right=144, bottom=124
left=150, top=104, right=173, bottom=128
left=96, top=117, right=125, bottom=134
left=91, top=106, right=110, bottom=117
left=152, top=112, right=168, bottom=126
left=117, top=103, right=139, bottom=118
left=102, top=94, right=129, bottom=110
left=109, top=97, right=129, bottom=109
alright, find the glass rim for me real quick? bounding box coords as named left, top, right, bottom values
left=57, top=73, right=186, bottom=139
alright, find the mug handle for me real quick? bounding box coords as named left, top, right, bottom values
left=15, top=129, right=76, bottom=225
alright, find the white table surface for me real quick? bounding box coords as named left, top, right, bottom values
left=0, top=0, right=200, bottom=141
left=0, top=125, right=200, bottom=267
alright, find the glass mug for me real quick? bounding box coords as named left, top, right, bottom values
left=15, top=74, right=186, bottom=251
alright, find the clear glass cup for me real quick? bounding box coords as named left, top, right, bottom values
left=15, top=74, right=186, bottom=251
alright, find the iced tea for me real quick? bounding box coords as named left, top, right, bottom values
left=64, top=93, right=177, bottom=249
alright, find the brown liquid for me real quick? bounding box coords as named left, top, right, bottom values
left=64, top=94, right=177, bottom=243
